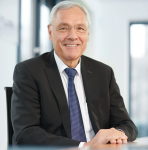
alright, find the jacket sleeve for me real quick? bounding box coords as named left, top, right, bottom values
left=11, top=63, right=80, bottom=146
left=109, top=68, right=138, bottom=141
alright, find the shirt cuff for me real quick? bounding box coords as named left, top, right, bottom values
left=78, top=142, right=85, bottom=148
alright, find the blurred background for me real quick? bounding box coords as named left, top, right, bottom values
left=0, top=0, right=148, bottom=149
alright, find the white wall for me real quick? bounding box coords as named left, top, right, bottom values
left=82, top=0, right=148, bottom=110
left=0, top=0, right=19, bottom=149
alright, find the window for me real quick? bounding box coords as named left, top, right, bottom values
left=130, top=23, right=148, bottom=137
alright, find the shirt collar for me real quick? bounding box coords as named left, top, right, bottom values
left=54, top=51, right=81, bottom=76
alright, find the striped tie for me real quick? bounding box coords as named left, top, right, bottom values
left=65, top=68, right=87, bottom=142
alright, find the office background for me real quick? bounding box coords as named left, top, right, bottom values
left=0, top=0, right=148, bottom=149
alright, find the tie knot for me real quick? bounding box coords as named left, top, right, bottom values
left=65, top=68, right=77, bottom=78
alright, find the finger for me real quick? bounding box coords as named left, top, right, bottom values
left=110, top=139, right=117, bottom=144
left=120, top=135, right=128, bottom=140
left=111, top=130, right=126, bottom=139
left=110, top=128, right=126, bottom=139
left=116, top=139, right=122, bottom=144
left=106, top=135, right=119, bottom=143
left=116, top=130, right=126, bottom=137
left=109, top=135, right=120, bottom=144
left=116, top=131, right=127, bottom=140
left=122, top=139, right=127, bottom=144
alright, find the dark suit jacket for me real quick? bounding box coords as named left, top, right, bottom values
left=11, top=50, right=138, bottom=146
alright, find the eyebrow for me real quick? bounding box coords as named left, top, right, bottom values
left=58, top=22, right=87, bottom=26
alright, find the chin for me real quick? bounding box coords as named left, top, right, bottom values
left=66, top=54, right=80, bottom=60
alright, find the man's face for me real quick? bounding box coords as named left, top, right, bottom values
left=48, top=7, right=89, bottom=67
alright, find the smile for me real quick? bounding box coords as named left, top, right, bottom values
left=65, top=44, right=78, bottom=47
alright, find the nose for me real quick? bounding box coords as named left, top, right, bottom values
left=67, top=27, right=78, bottom=40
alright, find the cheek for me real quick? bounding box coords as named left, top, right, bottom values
left=80, top=34, right=89, bottom=43
left=81, top=36, right=89, bottom=47
left=55, top=34, right=67, bottom=44
left=83, top=33, right=89, bottom=42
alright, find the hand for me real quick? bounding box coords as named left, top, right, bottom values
left=109, top=128, right=127, bottom=144
left=83, top=128, right=128, bottom=147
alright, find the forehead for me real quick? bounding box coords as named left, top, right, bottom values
left=53, top=7, right=88, bottom=26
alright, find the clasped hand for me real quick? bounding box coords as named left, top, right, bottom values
left=84, top=128, right=127, bottom=147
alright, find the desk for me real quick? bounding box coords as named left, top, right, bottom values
left=8, top=137, right=148, bottom=150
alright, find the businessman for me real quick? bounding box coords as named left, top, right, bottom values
left=11, top=1, right=138, bottom=148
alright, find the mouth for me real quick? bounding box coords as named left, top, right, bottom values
left=64, top=44, right=79, bottom=47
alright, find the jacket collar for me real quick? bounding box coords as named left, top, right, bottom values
left=44, top=50, right=71, bottom=138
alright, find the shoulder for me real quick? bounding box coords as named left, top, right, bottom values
left=81, top=55, right=112, bottom=72
left=14, top=51, right=53, bottom=72
left=13, top=52, right=53, bottom=77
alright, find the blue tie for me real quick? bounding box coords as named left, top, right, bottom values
left=65, top=68, right=87, bottom=142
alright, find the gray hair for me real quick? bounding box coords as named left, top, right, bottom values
left=49, top=1, right=91, bottom=27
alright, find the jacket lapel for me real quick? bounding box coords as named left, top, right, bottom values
left=81, top=56, right=100, bottom=134
left=44, top=51, right=71, bottom=138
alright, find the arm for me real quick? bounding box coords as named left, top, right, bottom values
left=109, top=68, right=138, bottom=141
left=11, top=63, right=80, bottom=146
left=83, top=67, right=138, bottom=147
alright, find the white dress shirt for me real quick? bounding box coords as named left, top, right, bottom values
left=54, top=52, right=95, bottom=147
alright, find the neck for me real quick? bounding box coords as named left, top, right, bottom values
left=54, top=51, right=80, bottom=68
left=63, top=58, right=79, bottom=68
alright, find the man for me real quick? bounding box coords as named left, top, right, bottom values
left=11, top=1, right=138, bottom=148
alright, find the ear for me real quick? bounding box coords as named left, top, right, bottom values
left=47, top=25, right=53, bottom=41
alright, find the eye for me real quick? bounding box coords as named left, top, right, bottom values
left=76, top=26, right=87, bottom=33
left=59, top=26, right=68, bottom=31
left=77, top=27, right=84, bottom=30
left=60, top=27, right=66, bottom=30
